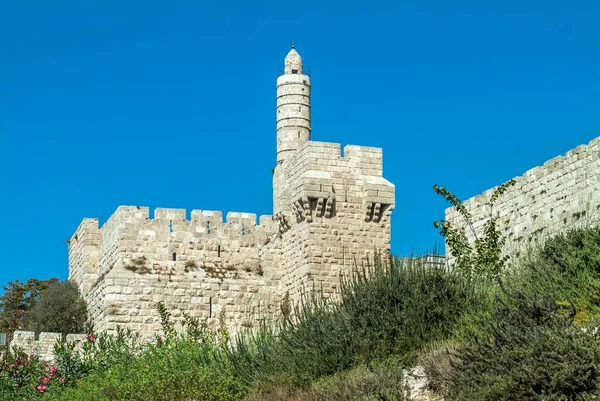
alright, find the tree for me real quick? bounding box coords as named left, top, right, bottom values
left=0, top=278, right=58, bottom=335
left=433, top=180, right=516, bottom=280
left=26, top=280, right=88, bottom=335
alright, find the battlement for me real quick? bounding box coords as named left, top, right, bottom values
left=10, top=331, right=87, bottom=362
left=69, top=46, right=396, bottom=339
left=96, top=206, right=275, bottom=232
left=290, top=141, right=384, bottom=176
left=447, top=135, right=600, bottom=259
left=70, top=207, right=277, bottom=243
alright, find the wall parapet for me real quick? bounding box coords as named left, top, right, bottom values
left=446, top=135, right=600, bottom=259
left=10, top=331, right=87, bottom=362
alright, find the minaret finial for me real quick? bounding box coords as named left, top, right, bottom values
left=291, top=41, right=295, bottom=49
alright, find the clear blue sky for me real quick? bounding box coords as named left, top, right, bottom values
left=1, top=1, right=598, bottom=291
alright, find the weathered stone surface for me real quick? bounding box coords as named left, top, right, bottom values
left=446, top=136, right=600, bottom=261
left=9, top=331, right=87, bottom=362
left=68, top=46, right=395, bottom=338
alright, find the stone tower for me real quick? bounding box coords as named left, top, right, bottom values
left=68, top=45, right=395, bottom=338
left=271, top=45, right=395, bottom=300
left=276, top=43, right=311, bottom=164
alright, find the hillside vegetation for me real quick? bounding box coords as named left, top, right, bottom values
left=2, top=224, right=600, bottom=400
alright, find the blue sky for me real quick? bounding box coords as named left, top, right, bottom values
left=1, top=1, right=598, bottom=291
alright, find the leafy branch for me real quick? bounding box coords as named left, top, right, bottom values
left=433, top=179, right=516, bottom=280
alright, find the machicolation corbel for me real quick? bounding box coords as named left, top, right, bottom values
left=274, top=212, right=291, bottom=233
left=292, top=194, right=336, bottom=223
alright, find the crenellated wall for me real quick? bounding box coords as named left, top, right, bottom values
left=70, top=207, right=281, bottom=336
left=68, top=46, right=395, bottom=339
left=70, top=140, right=395, bottom=338
left=10, top=331, right=87, bottom=362
left=273, top=141, right=395, bottom=299
left=445, top=136, right=600, bottom=260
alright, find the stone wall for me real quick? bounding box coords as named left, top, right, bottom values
left=68, top=46, right=395, bottom=339
left=69, top=140, right=395, bottom=339
left=10, top=331, right=87, bottom=362
left=445, top=136, right=600, bottom=260
left=273, top=141, right=395, bottom=299
left=70, top=208, right=282, bottom=337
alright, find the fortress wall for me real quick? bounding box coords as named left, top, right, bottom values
left=81, top=206, right=281, bottom=336
left=10, top=331, right=87, bottom=362
left=95, top=259, right=281, bottom=337
left=68, top=218, right=100, bottom=299
left=446, top=136, right=600, bottom=259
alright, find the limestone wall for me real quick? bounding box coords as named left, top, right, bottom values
left=68, top=46, right=395, bottom=340
left=10, top=331, right=86, bottom=362
left=71, top=139, right=395, bottom=338
left=70, top=207, right=282, bottom=337
left=273, top=141, right=395, bottom=299
left=445, top=136, right=600, bottom=259
left=68, top=218, right=100, bottom=297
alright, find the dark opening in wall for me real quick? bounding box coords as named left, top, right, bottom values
left=218, top=245, right=221, bottom=257
left=169, top=220, right=173, bottom=233
left=292, top=69, right=298, bottom=74
left=209, top=297, right=213, bottom=318
left=172, top=253, right=177, bottom=261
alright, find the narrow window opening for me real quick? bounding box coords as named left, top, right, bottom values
left=172, top=252, right=177, bottom=261
left=241, top=226, right=245, bottom=235
left=169, top=220, right=173, bottom=233
left=206, top=222, right=210, bottom=234
left=218, top=245, right=221, bottom=257
left=297, top=132, right=300, bottom=138
left=298, top=106, right=301, bottom=112
left=209, top=297, right=213, bottom=318
left=291, top=69, right=298, bottom=74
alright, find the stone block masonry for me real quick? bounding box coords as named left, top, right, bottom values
left=10, top=331, right=87, bottom=362
left=445, top=136, right=600, bottom=260
left=72, top=208, right=281, bottom=336
left=68, top=45, right=395, bottom=338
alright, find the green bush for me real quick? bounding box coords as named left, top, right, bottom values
left=48, top=340, right=244, bottom=401
left=228, top=255, right=488, bottom=390
left=248, top=356, right=409, bottom=401
left=47, top=306, right=245, bottom=401
left=447, top=289, right=600, bottom=401
left=515, top=226, right=600, bottom=320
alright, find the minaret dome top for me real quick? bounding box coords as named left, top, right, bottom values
left=284, top=45, right=303, bottom=75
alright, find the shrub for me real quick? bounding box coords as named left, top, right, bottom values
left=228, top=255, right=489, bottom=389
left=419, top=340, right=458, bottom=395
left=433, top=180, right=515, bottom=280
left=447, top=289, right=600, bottom=401
left=49, top=339, right=244, bottom=401
left=49, top=307, right=245, bottom=401
left=248, top=357, right=409, bottom=401
left=516, top=226, right=600, bottom=318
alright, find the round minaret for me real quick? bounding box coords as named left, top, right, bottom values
left=276, top=43, right=311, bottom=164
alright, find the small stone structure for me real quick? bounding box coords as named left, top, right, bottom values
left=446, top=136, right=600, bottom=259
left=9, top=331, right=87, bottom=362
left=68, top=45, right=395, bottom=338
